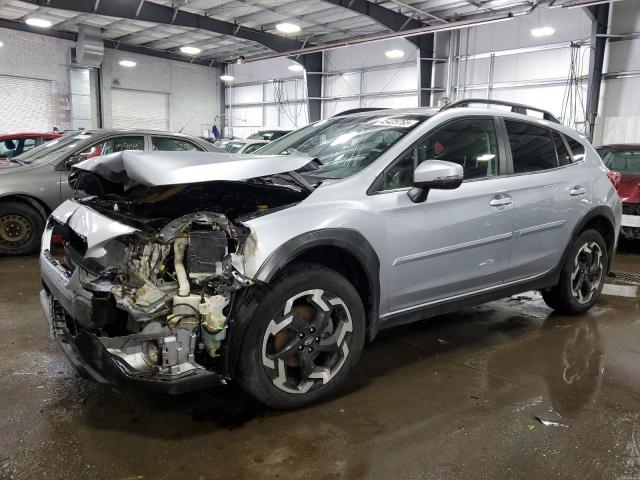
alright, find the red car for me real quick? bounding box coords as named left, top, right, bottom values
left=0, top=132, right=62, bottom=160
left=597, top=144, right=640, bottom=239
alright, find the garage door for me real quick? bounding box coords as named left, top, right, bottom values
left=0, top=75, right=53, bottom=134
left=111, top=89, right=169, bottom=131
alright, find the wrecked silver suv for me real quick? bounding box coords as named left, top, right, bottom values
left=40, top=104, right=621, bottom=409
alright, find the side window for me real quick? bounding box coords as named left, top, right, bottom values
left=243, top=143, right=265, bottom=154
left=505, top=121, right=558, bottom=174
left=381, top=118, right=500, bottom=191
left=22, top=138, right=37, bottom=153
left=551, top=132, right=572, bottom=166
left=228, top=143, right=244, bottom=153
left=101, top=136, right=145, bottom=155
left=152, top=137, right=203, bottom=152
left=566, top=137, right=586, bottom=162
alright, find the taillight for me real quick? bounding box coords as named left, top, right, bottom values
left=607, top=171, right=621, bottom=190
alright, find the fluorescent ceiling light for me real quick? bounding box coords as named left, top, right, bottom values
left=119, top=60, right=137, bottom=67
left=25, top=18, right=52, bottom=28
left=220, top=74, right=235, bottom=82
left=385, top=49, right=405, bottom=59
left=276, top=23, right=301, bottom=34
left=0, top=41, right=3, bottom=48
left=531, top=26, right=555, bottom=37
left=180, top=46, right=201, bottom=55
left=288, top=64, right=304, bottom=72
left=477, top=154, right=496, bottom=161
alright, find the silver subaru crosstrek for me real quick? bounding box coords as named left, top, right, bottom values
left=39, top=100, right=622, bottom=409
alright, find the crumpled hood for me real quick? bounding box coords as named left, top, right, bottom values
left=73, top=150, right=314, bottom=188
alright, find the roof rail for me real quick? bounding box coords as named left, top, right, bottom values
left=440, top=98, right=560, bottom=124
left=332, top=107, right=388, bottom=117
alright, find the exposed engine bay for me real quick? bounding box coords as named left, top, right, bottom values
left=48, top=175, right=311, bottom=381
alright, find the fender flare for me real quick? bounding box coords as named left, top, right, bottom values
left=224, top=228, right=381, bottom=378
left=560, top=205, right=617, bottom=273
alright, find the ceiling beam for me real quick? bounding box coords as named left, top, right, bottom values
left=321, top=0, right=429, bottom=46
left=0, top=17, right=224, bottom=67
left=23, top=0, right=306, bottom=52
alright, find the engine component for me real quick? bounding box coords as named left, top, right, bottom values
left=173, top=236, right=190, bottom=296
left=186, top=229, right=227, bottom=281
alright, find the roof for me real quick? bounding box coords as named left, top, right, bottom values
left=0, top=133, right=61, bottom=139
left=596, top=144, right=640, bottom=151
left=0, top=1, right=559, bottom=63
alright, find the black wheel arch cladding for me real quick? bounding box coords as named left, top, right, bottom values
left=223, top=228, right=380, bottom=379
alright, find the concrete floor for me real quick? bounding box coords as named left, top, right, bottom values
left=1, top=249, right=639, bottom=480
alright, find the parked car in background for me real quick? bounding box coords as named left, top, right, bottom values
left=0, top=132, right=61, bottom=160
left=247, top=129, right=291, bottom=141
left=214, top=138, right=270, bottom=154
left=0, top=129, right=216, bottom=255
left=597, top=144, right=640, bottom=239
left=40, top=101, right=620, bottom=409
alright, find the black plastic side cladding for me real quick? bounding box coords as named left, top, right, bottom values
left=223, top=229, right=381, bottom=379
left=257, top=229, right=381, bottom=337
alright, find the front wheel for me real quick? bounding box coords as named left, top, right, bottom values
left=541, top=229, right=608, bottom=315
left=238, top=263, right=366, bottom=409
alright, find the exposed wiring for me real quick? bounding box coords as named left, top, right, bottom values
left=560, top=41, right=589, bottom=134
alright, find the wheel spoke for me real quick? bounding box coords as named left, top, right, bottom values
left=299, top=353, right=316, bottom=379
left=289, top=312, right=309, bottom=331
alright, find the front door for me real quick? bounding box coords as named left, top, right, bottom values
left=369, top=116, right=516, bottom=314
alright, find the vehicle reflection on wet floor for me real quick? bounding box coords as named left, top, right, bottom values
left=0, top=252, right=639, bottom=480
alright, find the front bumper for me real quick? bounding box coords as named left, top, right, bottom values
left=39, top=207, right=223, bottom=394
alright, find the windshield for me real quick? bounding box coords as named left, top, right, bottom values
left=598, top=148, right=640, bottom=175
left=15, top=132, right=94, bottom=164
left=255, top=114, right=428, bottom=179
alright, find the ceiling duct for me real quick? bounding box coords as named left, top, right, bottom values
left=75, top=25, right=104, bottom=67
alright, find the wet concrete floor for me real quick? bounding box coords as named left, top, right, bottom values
left=1, top=249, right=640, bottom=480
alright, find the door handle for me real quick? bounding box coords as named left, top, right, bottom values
left=570, top=186, right=586, bottom=196
left=489, top=194, right=512, bottom=207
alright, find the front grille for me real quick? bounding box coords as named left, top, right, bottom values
left=622, top=204, right=640, bottom=216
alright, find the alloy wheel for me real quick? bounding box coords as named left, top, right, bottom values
left=570, top=241, right=604, bottom=305
left=261, top=289, right=353, bottom=394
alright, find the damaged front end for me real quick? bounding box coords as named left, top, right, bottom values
left=40, top=151, right=313, bottom=392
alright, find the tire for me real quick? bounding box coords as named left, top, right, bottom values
left=0, top=201, right=45, bottom=256
left=238, top=263, right=366, bottom=409
left=541, top=229, right=608, bottom=315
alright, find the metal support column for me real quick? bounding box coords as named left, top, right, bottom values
left=585, top=4, right=609, bottom=140
left=219, top=64, right=227, bottom=138
left=302, top=52, right=323, bottom=122
left=417, top=34, right=435, bottom=107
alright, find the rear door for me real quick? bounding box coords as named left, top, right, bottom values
left=502, top=120, right=591, bottom=282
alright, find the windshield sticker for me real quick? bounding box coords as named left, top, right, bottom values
left=372, top=118, right=419, bottom=128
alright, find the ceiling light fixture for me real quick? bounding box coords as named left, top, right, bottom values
left=119, top=60, right=137, bottom=67
left=220, top=74, right=235, bottom=82
left=385, top=49, right=405, bottom=59
left=180, top=46, right=201, bottom=55
left=0, top=41, right=3, bottom=48
left=276, top=23, right=301, bottom=34
left=531, top=26, right=555, bottom=37
left=288, top=64, right=304, bottom=72
left=25, top=18, right=52, bottom=28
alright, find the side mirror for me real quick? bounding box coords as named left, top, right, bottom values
left=65, top=155, right=83, bottom=169
left=408, top=160, right=464, bottom=203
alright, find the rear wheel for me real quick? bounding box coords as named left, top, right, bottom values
left=0, top=202, right=45, bottom=256
left=238, top=263, right=366, bottom=409
left=541, top=229, right=608, bottom=315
